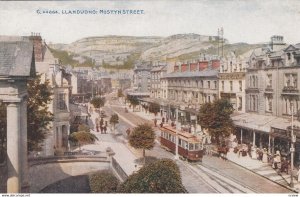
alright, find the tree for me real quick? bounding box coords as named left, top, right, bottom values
left=149, top=102, right=160, bottom=116
left=27, top=74, right=54, bottom=152
left=127, top=95, right=139, bottom=112
left=117, top=159, right=187, bottom=193
left=199, top=99, right=234, bottom=145
left=89, top=170, right=120, bottom=193
left=128, top=124, right=155, bottom=165
left=68, top=131, right=98, bottom=150
left=90, top=97, right=105, bottom=109
left=109, top=114, right=119, bottom=133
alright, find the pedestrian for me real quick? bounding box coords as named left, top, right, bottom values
left=104, top=126, right=107, bottom=134
left=95, top=117, right=99, bottom=132
left=100, top=126, right=103, bottom=134
left=262, top=148, right=268, bottom=163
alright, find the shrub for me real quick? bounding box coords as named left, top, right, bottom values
left=117, top=159, right=187, bottom=193
left=89, top=171, right=120, bottom=193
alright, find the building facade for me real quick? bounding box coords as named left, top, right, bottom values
left=133, top=62, right=152, bottom=93
left=219, top=51, right=249, bottom=113
left=32, top=35, right=71, bottom=156
left=234, top=36, right=300, bottom=164
left=150, top=63, right=167, bottom=99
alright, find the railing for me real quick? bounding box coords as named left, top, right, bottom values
left=111, top=157, right=128, bottom=182
left=282, top=86, right=299, bottom=93
left=265, top=86, right=273, bottom=92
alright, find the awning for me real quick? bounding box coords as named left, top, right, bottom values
left=232, top=113, right=300, bottom=133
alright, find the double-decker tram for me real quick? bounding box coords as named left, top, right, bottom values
left=160, top=125, right=204, bottom=162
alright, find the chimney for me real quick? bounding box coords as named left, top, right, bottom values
left=211, top=59, right=220, bottom=69
left=190, top=62, right=198, bottom=71
left=199, top=60, right=208, bottom=71
left=29, top=32, right=43, bottom=62
left=181, top=62, right=188, bottom=72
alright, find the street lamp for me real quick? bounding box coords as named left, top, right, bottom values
left=175, top=105, right=185, bottom=160
left=290, top=103, right=296, bottom=188
left=175, top=107, right=179, bottom=160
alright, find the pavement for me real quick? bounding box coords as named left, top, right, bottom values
left=124, top=104, right=300, bottom=193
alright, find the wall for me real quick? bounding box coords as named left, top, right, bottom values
left=28, top=156, right=110, bottom=192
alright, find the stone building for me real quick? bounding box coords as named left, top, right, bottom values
left=155, top=58, right=220, bottom=125
left=0, top=39, right=35, bottom=192
left=150, top=62, right=167, bottom=99
left=233, top=36, right=300, bottom=164
left=219, top=51, right=250, bottom=113
left=32, top=34, right=71, bottom=156
left=133, top=62, right=152, bottom=93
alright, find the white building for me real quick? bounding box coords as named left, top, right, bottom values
left=32, top=35, right=71, bottom=156
left=219, top=51, right=251, bottom=113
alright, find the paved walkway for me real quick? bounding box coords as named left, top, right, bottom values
left=82, top=109, right=139, bottom=176
left=129, top=108, right=300, bottom=192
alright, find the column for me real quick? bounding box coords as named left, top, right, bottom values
left=20, top=98, right=29, bottom=192
left=253, top=131, right=256, bottom=147
left=268, top=135, right=271, bottom=154
left=272, top=137, right=275, bottom=155
left=259, top=134, right=262, bottom=149
left=240, top=128, right=243, bottom=144
left=6, top=101, right=21, bottom=192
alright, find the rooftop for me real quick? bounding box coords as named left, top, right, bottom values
left=0, top=40, right=35, bottom=77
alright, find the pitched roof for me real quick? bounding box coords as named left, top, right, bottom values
left=0, top=41, right=35, bottom=77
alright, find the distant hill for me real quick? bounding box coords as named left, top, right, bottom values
left=49, top=34, right=264, bottom=69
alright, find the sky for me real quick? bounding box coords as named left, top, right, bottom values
left=0, top=0, right=300, bottom=44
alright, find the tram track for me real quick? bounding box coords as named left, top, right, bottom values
left=179, top=160, right=258, bottom=193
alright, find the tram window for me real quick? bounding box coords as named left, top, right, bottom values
left=168, top=134, right=171, bottom=140
left=189, top=143, right=194, bottom=150
left=178, top=139, right=182, bottom=146
left=195, top=143, right=200, bottom=150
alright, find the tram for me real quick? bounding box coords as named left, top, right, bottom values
left=159, top=125, right=204, bottom=162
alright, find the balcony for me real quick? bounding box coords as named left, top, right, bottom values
left=265, top=86, right=273, bottom=94
left=282, top=86, right=299, bottom=95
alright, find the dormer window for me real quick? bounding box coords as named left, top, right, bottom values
left=287, top=53, right=291, bottom=61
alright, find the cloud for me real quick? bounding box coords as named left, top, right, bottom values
left=0, top=0, right=299, bottom=44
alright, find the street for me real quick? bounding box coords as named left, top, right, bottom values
left=96, top=94, right=293, bottom=193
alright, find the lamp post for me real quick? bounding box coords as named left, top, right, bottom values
left=290, top=103, right=296, bottom=188
left=175, top=107, right=179, bottom=160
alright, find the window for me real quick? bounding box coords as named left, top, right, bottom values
left=214, top=81, right=217, bottom=89
left=201, top=80, right=204, bottom=88
left=285, top=73, right=298, bottom=87
left=230, top=81, right=233, bottom=91
left=195, top=143, right=200, bottom=150
left=287, top=53, right=291, bottom=60
left=238, top=97, right=242, bottom=111
left=222, top=81, right=224, bottom=91
left=189, top=143, right=194, bottom=151
left=266, top=97, right=272, bottom=112
left=208, top=81, right=211, bottom=89
left=57, top=93, right=67, bottom=110
left=267, top=74, right=272, bottom=88
left=239, top=81, right=242, bottom=91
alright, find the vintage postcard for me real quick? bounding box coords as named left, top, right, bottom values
left=0, top=0, right=300, bottom=195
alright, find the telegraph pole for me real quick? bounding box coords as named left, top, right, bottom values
left=175, top=108, right=179, bottom=160
left=290, top=104, right=295, bottom=188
